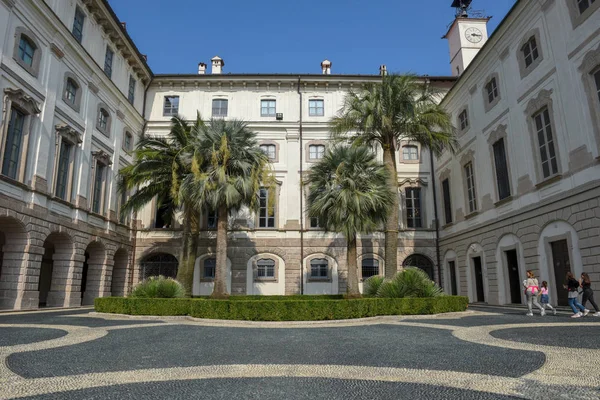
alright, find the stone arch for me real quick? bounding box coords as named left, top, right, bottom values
left=496, top=234, right=526, bottom=305
left=39, top=232, right=74, bottom=307
left=111, top=248, right=129, bottom=297
left=465, top=242, right=487, bottom=303
left=81, top=241, right=107, bottom=305
left=139, top=253, right=178, bottom=280
left=0, top=216, right=29, bottom=309
left=402, top=254, right=435, bottom=281
left=193, top=253, right=232, bottom=296
left=442, top=249, right=459, bottom=296
left=537, top=220, right=583, bottom=307
left=246, top=253, right=285, bottom=295
left=357, top=253, right=384, bottom=294
left=303, top=253, right=339, bottom=295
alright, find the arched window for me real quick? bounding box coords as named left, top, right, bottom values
left=96, top=105, right=111, bottom=136
left=256, top=258, right=275, bottom=279
left=402, top=145, right=419, bottom=161
left=361, top=258, right=380, bottom=279
left=123, top=131, right=133, bottom=151
left=13, top=28, right=41, bottom=77
left=203, top=258, right=216, bottom=279
left=521, top=37, right=539, bottom=68
left=140, top=253, right=178, bottom=279
left=260, top=144, right=276, bottom=160
left=309, top=144, right=325, bottom=160
left=403, top=254, right=434, bottom=280
left=310, top=258, right=328, bottom=279
left=64, top=79, right=78, bottom=105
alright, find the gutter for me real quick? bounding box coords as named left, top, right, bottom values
left=298, top=76, right=304, bottom=295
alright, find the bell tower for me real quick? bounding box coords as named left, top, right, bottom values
left=443, top=0, right=490, bottom=76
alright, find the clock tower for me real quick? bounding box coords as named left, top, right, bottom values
left=443, top=0, right=490, bottom=76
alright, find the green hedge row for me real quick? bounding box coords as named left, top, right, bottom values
left=95, top=296, right=468, bottom=321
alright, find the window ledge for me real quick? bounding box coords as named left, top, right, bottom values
left=494, top=196, right=514, bottom=207
left=254, top=278, right=277, bottom=282
left=464, top=211, right=479, bottom=220
left=200, top=278, right=215, bottom=283
left=442, top=222, right=454, bottom=229
left=535, top=174, right=562, bottom=189
left=401, top=159, right=421, bottom=164
left=51, top=196, right=74, bottom=207
left=0, top=174, right=28, bottom=189
left=308, top=277, right=331, bottom=283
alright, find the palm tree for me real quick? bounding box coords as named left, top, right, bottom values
left=119, top=116, right=200, bottom=296
left=331, top=74, right=457, bottom=278
left=181, top=118, right=272, bottom=298
left=305, top=145, right=393, bottom=298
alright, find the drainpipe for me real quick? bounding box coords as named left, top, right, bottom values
left=430, top=150, right=442, bottom=288
left=298, top=77, right=304, bottom=295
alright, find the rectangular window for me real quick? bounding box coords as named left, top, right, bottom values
left=442, top=178, right=452, bottom=224
left=310, top=259, right=329, bottom=279
left=534, top=108, right=558, bottom=179
left=124, top=133, right=132, bottom=151
left=308, top=144, right=325, bottom=160
left=405, top=187, right=422, bottom=228
left=104, top=47, right=114, bottom=78
left=361, top=258, right=380, bottom=279
left=464, top=162, right=477, bottom=213
left=402, top=145, right=419, bottom=161
left=258, top=188, right=275, bottom=228
left=2, top=108, right=26, bottom=180
left=212, top=99, right=228, bottom=117
left=128, top=75, right=136, bottom=105
left=55, top=141, right=72, bottom=200
left=260, top=144, right=276, bottom=160
left=309, top=99, right=324, bottom=116
left=522, top=37, right=539, bottom=68
left=18, top=37, right=35, bottom=67
left=492, top=138, right=511, bottom=200
left=92, top=162, right=105, bottom=214
left=72, top=7, right=85, bottom=43
left=204, top=259, right=216, bottom=279
left=261, top=100, right=276, bottom=117
left=459, top=109, right=469, bottom=131
left=207, top=209, right=218, bottom=229
left=163, top=96, right=180, bottom=116
left=257, top=259, right=275, bottom=278
left=119, top=184, right=128, bottom=224
left=486, top=78, right=498, bottom=104
left=310, top=217, right=320, bottom=229
left=594, top=69, right=600, bottom=104
left=578, top=0, right=596, bottom=14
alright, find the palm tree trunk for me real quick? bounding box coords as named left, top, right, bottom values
left=382, top=144, right=399, bottom=278
left=346, top=234, right=361, bottom=298
left=178, top=204, right=198, bottom=297
left=211, top=203, right=229, bottom=298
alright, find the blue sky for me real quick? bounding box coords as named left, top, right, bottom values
left=110, top=0, right=516, bottom=76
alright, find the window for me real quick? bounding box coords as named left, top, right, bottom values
left=256, top=258, right=275, bottom=279
left=405, top=188, right=422, bottom=228
left=207, top=209, right=218, bottom=229
left=486, top=78, right=499, bottom=104
left=91, top=162, right=105, bottom=214
left=119, top=181, right=129, bottom=224
left=128, top=75, right=136, bottom=105
left=261, top=100, right=276, bottom=117
left=310, top=259, right=328, bottom=279
left=64, top=79, right=78, bottom=106
left=402, top=145, right=419, bottom=161
left=163, top=96, right=179, bottom=116
left=141, top=253, right=178, bottom=279
left=578, top=0, right=597, bottom=14
left=464, top=162, right=477, bottom=213
left=72, top=7, right=85, bottom=43
left=442, top=178, right=452, bottom=224
left=309, top=144, right=325, bottom=160
left=594, top=69, right=600, bottom=104
left=203, top=258, right=216, bottom=279
left=459, top=109, right=469, bottom=131
left=258, top=188, right=275, bottom=228
left=2, top=108, right=26, bottom=180
left=309, top=99, right=324, bottom=116
left=18, top=36, right=35, bottom=67
left=212, top=99, right=228, bottom=117
left=310, top=217, right=320, bottom=229
left=104, top=47, right=114, bottom=78
left=361, top=258, right=379, bottom=280
left=492, top=139, right=511, bottom=200
left=534, top=107, right=559, bottom=179
left=55, top=140, right=72, bottom=200
left=260, top=144, right=276, bottom=161
left=522, top=37, right=539, bottom=68
left=123, top=132, right=133, bottom=152
left=96, top=106, right=110, bottom=135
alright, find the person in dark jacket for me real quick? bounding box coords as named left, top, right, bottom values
left=580, top=272, right=599, bottom=317
left=564, top=272, right=588, bottom=318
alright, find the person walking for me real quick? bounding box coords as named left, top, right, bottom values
left=523, top=270, right=544, bottom=316
left=539, top=281, right=556, bottom=316
left=565, top=272, right=588, bottom=318
left=580, top=272, right=600, bottom=317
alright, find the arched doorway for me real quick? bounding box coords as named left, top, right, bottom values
left=403, top=254, right=434, bottom=281
left=140, top=253, right=178, bottom=280
left=0, top=217, right=28, bottom=309
left=111, top=249, right=129, bottom=297
left=38, top=232, right=73, bottom=307
left=81, top=241, right=106, bottom=305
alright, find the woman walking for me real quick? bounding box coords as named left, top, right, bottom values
left=539, top=281, right=556, bottom=316
left=523, top=270, right=544, bottom=316
left=580, top=272, right=600, bottom=317
left=565, top=272, right=588, bottom=318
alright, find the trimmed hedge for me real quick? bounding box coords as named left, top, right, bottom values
left=95, top=295, right=468, bottom=321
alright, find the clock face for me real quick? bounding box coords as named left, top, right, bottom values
left=465, top=27, right=483, bottom=43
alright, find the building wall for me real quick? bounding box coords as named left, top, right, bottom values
left=437, top=0, right=600, bottom=305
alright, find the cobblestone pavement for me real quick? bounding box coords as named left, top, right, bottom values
left=1, top=306, right=599, bottom=399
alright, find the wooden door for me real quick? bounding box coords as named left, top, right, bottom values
left=550, top=240, right=570, bottom=306
left=505, top=250, right=522, bottom=304
left=449, top=261, right=457, bottom=295
left=473, top=257, right=485, bottom=302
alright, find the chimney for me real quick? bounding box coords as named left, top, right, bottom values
left=120, top=22, right=127, bottom=31
left=379, top=65, right=387, bottom=76
left=321, top=59, right=331, bottom=75
left=211, top=56, right=224, bottom=74
left=198, top=62, right=207, bottom=75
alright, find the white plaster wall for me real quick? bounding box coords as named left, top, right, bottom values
left=192, top=255, right=232, bottom=296
left=246, top=254, right=285, bottom=295
left=302, top=254, right=339, bottom=295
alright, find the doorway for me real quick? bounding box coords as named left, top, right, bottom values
left=473, top=256, right=485, bottom=302
left=550, top=239, right=570, bottom=306
left=448, top=261, right=457, bottom=295
left=38, top=242, right=55, bottom=307
left=505, top=250, right=521, bottom=304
